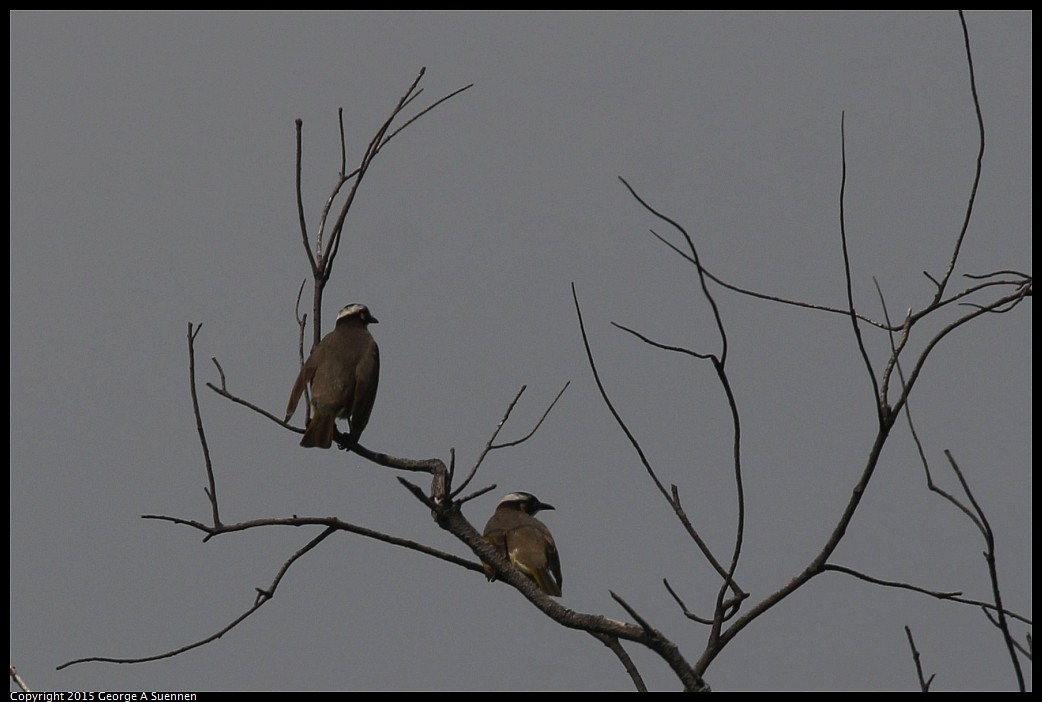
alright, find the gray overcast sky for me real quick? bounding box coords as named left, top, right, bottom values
left=10, top=11, right=1031, bottom=692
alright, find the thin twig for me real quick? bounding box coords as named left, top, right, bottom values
left=320, top=70, right=431, bottom=282
left=963, top=269, right=1030, bottom=280
left=337, top=107, right=346, bottom=177
left=838, top=112, right=885, bottom=424
left=59, top=528, right=338, bottom=670
left=142, top=511, right=480, bottom=570
left=573, top=285, right=741, bottom=599
left=592, top=634, right=649, bottom=692
left=611, top=322, right=712, bottom=359
left=455, top=484, right=497, bottom=508
left=653, top=223, right=1027, bottom=331
left=647, top=226, right=894, bottom=328
left=207, top=374, right=291, bottom=429
left=983, top=610, right=1034, bottom=659
left=295, top=70, right=470, bottom=345
left=828, top=564, right=1031, bottom=625
left=187, top=324, right=220, bottom=527
left=944, top=451, right=1025, bottom=691
left=905, top=626, right=935, bottom=691
left=452, top=382, right=570, bottom=499
left=663, top=578, right=714, bottom=625
left=618, top=177, right=729, bottom=363
left=610, top=591, right=655, bottom=635
left=873, top=277, right=983, bottom=529
left=293, top=119, right=314, bottom=272
left=933, top=10, right=986, bottom=300
left=491, top=381, right=569, bottom=449
left=380, top=81, right=474, bottom=148
left=453, top=385, right=526, bottom=497
left=616, top=179, right=749, bottom=634
left=887, top=288, right=1029, bottom=424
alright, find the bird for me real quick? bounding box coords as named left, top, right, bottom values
left=284, top=303, right=380, bottom=449
left=482, top=491, right=562, bottom=597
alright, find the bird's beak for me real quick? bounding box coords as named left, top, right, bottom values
left=538, top=502, right=555, bottom=511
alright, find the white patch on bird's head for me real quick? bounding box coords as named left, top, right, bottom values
left=336, top=303, right=378, bottom=324
left=498, top=491, right=554, bottom=513
left=499, top=491, right=537, bottom=506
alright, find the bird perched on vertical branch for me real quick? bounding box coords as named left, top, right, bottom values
left=482, top=492, right=563, bottom=597
left=285, top=303, right=380, bottom=449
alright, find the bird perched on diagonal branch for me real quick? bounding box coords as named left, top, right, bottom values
left=285, top=303, right=380, bottom=449
left=482, top=492, right=563, bottom=597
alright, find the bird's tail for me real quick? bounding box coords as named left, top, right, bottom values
left=301, top=412, right=337, bottom=449
left=516, top=562, right=562, bottom=597
left=532, top=568, right=562, bottom=597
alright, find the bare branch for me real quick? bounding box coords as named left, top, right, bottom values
left=825, top=565, right=963, bottom=597
left=591, top=634, right=648, bottom=692
left=943, top=451, right=1026, bottom=691
left=453, top=382, right=570, bottom=498
left=652, top=222, right=1028, bottom=332
left=610, top=591, right=655, bottom=635
left=838, top=112, right=885, bottom=424
left=452, top=385, right=526, bottom=497
left=320, top=70, right=434, bottom=284
left=699, top=397, right=898, bottom=675
left=398, top=476, right=437, bottom=510
left=351, top=443, right=448, bottom=476
left=9, top=666, right=30, bottom=693
left=490, top=381, right=570, bottom=450
left=838, top=274, right=1032, bottom=690
left=871, top=278, right=908, bottom=410
left=611, top=321, right=712, bottom=360
left=963, top=268, right=1031, bottom=281
left=59, top=527, right=338, bottom=670
left=293, top=119, right=315, bottom=273
left=337, top=106, right=346, bottom=177
left=573, top=285, right=742, bottom=599
left=616, top=179, right=751, bottom=635
left=206, top=373, right=291, bottom=430
left=648, top=225, right=895, bottom=328
left=824, top=564, right=1031, bottom=625
left=703, top=290, right=1030, bottom=673
left=888, top=288, right=1029, bottom=423
left=187, top=324, right=220, bottom=527
left=380, top=81, right=474, bottom=149
left=142, top=511, right=479, bottom=571
left=618, top=176, right=729, bottom=364
left=663, top=578, right=714, bottom=626
left=873, top=279, right=1003, bottom=538
left=210, top=356, right=227, bottom=388
left=455, top=483, right=497, bottom=508
left=670, top=486, right=745, bottom=607
left=932, top=10, right=986, bottom=300
left=904, top=626, right=935, bottom=691
left=291, top=70, right=471, bottom=344
left=983, top=610, right=1034, bottom=659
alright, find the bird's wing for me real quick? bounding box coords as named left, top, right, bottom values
left=508, top=525, right=562, bottom=597
left=348, top=339, right=380, bottom=438
left=546, top=531, right=562, bottom=592
left=285, top=359, right=317, bottom=422
left=481, top=526, right=509, bottom=581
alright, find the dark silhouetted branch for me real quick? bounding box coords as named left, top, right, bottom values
left=905, top=626, right=935, bottom=691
